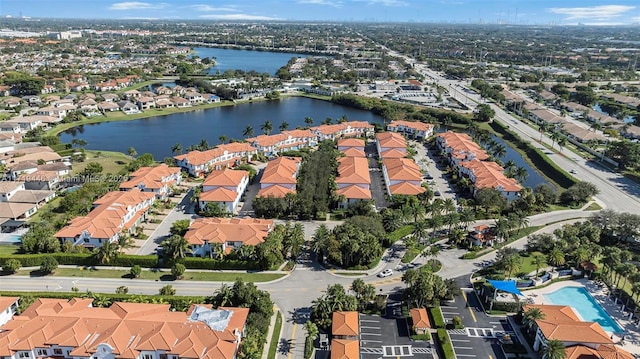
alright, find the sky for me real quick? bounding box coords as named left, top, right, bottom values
left=0, top=0, right=639, bottom=25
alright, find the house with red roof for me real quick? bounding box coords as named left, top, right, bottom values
left=174, top=143, right=257, bottom=177
left=257, top=157, right=301, bottom=198
left=376, top=132, right=407, bottom=159
left=381, top=158, right=425, bottom=196
left=184, top=217, right=273, bottom=257
left=246, top=129, right=316, bottom=157
left=386, top=120, right=434, bottom=140
left=336, top=156, right=371, bottom=207
left=119, top=164, right=181, bottom=200
left=199, top=170, right=249, bottom=213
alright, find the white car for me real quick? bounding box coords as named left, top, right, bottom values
left=378, top=269, right=393, bottom=278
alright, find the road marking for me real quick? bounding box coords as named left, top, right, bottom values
left=361, top=326, right=381, bottom=329
left=451, top=339, right=471, bottom=342
left=461, top=291, right=477, bottom=323
left=441, top=311, right=460, bottom=315
left=361, top=332, right=382, bottom=336
left=456, top=354, right=476, bottom=357
left=455, top=347, right=474, bottom=350
left=287, top=323, right=296, bottom=359
left=360, top=319, right=380, bottom=323
left=361, top=339, right=382, bottom=343
left=490, top=321, right=501, bottom=324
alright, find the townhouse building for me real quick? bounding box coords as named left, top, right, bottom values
left=119, top=164, right=182, bottom=200
left=335, top=156, right=371, bottom=207
left=458, top=159, right=521, bottom=201
left=54, top=188, right=156, bottom=248
left=0, top=298, right=249, bottom=359
left=184, top=217, right=273, bottom=257
left=174, top=142, right=257, bottom=177
left=381, top=158, right=425, bottom=196
left=331, top=311, right=360, bottom=359
left=0, top=297, right=19, bottom=327
left=386, top=120, right=435, bottom=140
left=436, top=131, right=489, bottom=165
left=198, top=170, right=249, bottom=213
left=337, top=138, right=366, bottom=158
left=311, top=121, right=374, bottom=141
left=257, top=157, right=301, bottom=198
left=376, top=132, right=407, bottom=159
left=247, top=129, right=316, bottom=157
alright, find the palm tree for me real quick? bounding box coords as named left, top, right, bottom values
left=171, top=143, right=182, bottom=155
left=539, top=122, right=551, bottom=142
left=504, top=159, right=517, bottom=177
left=117, top=232, right=135, bottom=253
left=198, top=138, right=210, bottom=150
left=161, top=234, right=192, bottom=260
left=210, top=243, right=224, bottom=260
left=236, top=245, right=256, bottom=260
left=492, top=144, right=507, bottom=159
left=218, top=135, right=228, bottom=144
left=557, top=136, right=567, bottom=152
left=548, top=248, right=565, bottom=272
left=412, top=221, right=429, bottom=245
left=279, top=121, right=289, bottom=132
left=94, top=241, right=118, bottom=264
left=322, top=117, right=333, bottom=125
left=261, top=120, right=273, bottom=135
left=550, top=131, right=562, bottom=149
left=304, top=117, right=314, bottom=126
left=445, top=213, right=460, bottom=232
left=572, top=247, right=590, bottom=269
left=215, top=284, right=234, bottom=306
left=127, top=146, right=137, bottom=158
left=523, top=307, right=545, bottom=333
left=494, top=216, right=511, bottom=243
left=242, top=125, right=254, bottom=138
left=443, top=198, right=456, bottom=215
left=514, top=167, right=528, bottom=184
left=503, top=254, right=521, bottom=278
left=590, top=122, right=602, bottom=132
left=542, top=339, right=566, bottom=359
left=532, top=254, right=547, bottom=278
left=459, top=209, right=475, bottom=230
left=511, top=211, right=530, bottom=234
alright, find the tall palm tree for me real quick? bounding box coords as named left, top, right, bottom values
left=304, top=117, right=314, bottom=126
left=504, top=159, right=517, bottom=177
left=492, top=144, right=507, bottom=159
left=523, top=307, right=545, bottom=333
left=215, top=284, right=234, bottom=306
left=572, top=247, right=590, bottom=269
left=532, top=254, right=547, bottom=278
left=412, top=220, right=429, bottom=245
left=514, top=167, right=529, bottom=184
left=218, top=135, right=228, bottom=144
left=171, top=143, right=182, bottom=155
left=494, top=216, right=511, bottom=243
left=542, top=339, right=566, bottom=359
left=210, top=243, right=224, bottom=260
left=539, top=122, right=551, bottom=142
left=557, top=136, right=567, bottom=152
left=322, top=117, right=333, bottom=125
left=94, top=241, right=118, bottom=264
left=279, top=121, right=289, bottom=132
left=242, top=125, right=254, bottom=138
left=503, top=255, right=521, bottom=279
left=261, top=120, right=273, bottom=135
left=459, top=209, right=475, bottom=230
left=548, top=248, right=565, bottom=271
left=550, top=131, right=562, bottom=149
left=443, top=198, right=456, bottom=215
left=161, top=234, right=192, bottom=260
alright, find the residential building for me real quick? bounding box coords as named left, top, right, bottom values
left=117, top=101, right=139, bottom=115
left=1, top=146, right=62, bottom=171
left=119, top=164, right=181, bottom=200
left=55, top=188, right=155, bottom=248
left=98, top=101, right=120, bottom=112
left=523, top=304, right=631, bottom=358
left=386, top=120, right=435, bottom=140
left=468, top=224, right=496, bottom=247
left=436, top=131, right=489, bottom=165
left=174, top=143, right=257, bottom=177
left=331, top=311, right=359, bottom=359
left=337, top=138, right=366, bottom=158
left=0, top=297, right=19, bottom=327
left=136, top=96, right=156, bottom=110
left=184, top=217, right=273, bottom=257
left=336, top=156, right=371, bottom=207
left=312, top=121, right=374, bottom=141
left=199, top=170, right=249, bottom=213
left=184, top=91, right=204, bottom=105
left=0, top=181, right=55, bottom=208
left=376, top=132, right=407, bottom=159
left=0, top=298, right=249, bottom=359
left=381, top=158, right=425, bottom=196
left=247, top=129, right=316, bottom=157
left=257, top=157, right=301, bottom=198
left=458, top=159, right=521, bottom=200
left=409, top=308, right=431, bottom=335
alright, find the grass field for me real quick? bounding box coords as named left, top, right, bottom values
left=14, top=267, right=284, bottom=282
left=72, top=150, right=132, bottom=175
left=267, top=312, right=283, bottom=359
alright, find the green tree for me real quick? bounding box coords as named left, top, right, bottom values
left=128, top=146, right=137, bottom=158
left=218, top=135, right=228, bottom=144
left=116, top=286, right=129, bottom=294
left=171, top=263, right=186, bottom=279
left=279, top=121, right=289, bottom=132
left=242, top=125, right=254, bottom=138
left=475, top=188, right=507, bottom=215
left=94, top=241, right=119, bottom=264
left=474, top=104, right=495, bottom=122
left=542, top=339, right=567, bottom=359
left=161, top=234, right=192, bottom=259
left=170, top=219, right=191, bottom=236
left=129, top=265, right=142, bottom=278
left=304, top=117, right=314, bottom=126
left=261, top=120, right=273, bottom=135
left=548, top=248, right=565, bottom=271
left=2, top=259, right=21, bottom=274
left=523, top=307, right=545, bottom=333
left=20, top=222, right=60, bottom=254
left=159, top=285, right=176, bottom=296
left=532, top=254, right=547, bottom=278
left=40, top=257, right=58, bottom=274
left=350, top=278, right=376, bottom=311
left=171, top=143, right=182, bottom=155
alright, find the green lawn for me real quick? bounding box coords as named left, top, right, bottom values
left=14, top=267, right=285, bottom=282
left=27, top=197, right=62, bottom=223
left=267, top=312, right=283, bottom=359
left=0, top=244, right=20, bottom=255
left=72, top=150, right=132, bottom=175
left=517, top=251, right=546, bottom=277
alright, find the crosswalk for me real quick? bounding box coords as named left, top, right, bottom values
left=448, top=327, right=495, bottom=338
left=360, top=346, right=432, bottom=356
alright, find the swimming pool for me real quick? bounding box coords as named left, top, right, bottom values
left=0, top=235, right=21, bottom=244
left=544, top=286, right=623, bottom=333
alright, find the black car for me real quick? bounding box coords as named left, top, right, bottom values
left=434, top=191, right=441, bottom=196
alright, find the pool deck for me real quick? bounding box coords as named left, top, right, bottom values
left=523, top=279, right=640, bottom=356
left=0, top=229, right=26, bottom=244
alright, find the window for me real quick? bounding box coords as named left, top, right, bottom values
left=159, top=355, right=168, bottom=359
left=141, top=354, right=153, bottom=359
left=36, top=349, right=48, bottom=356
left=18, top=352, right=30, bottom=358
left=84, top=238, right=90, bottom=243
left=53, top=349, right=63, bottom=355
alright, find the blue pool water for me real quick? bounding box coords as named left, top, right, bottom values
left=544, top=286, right=623, bottom=333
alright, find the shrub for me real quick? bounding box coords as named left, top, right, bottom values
left=115, top=286, right=129, bottom=294
left=2, top=259, right=21, bottom=273
left=386, top=225, right=414, bottom=242
left=452, top=316, right=464, bottom=329
left=171, top=263, right=186, bottom=279
left=159, top=285, right=176, bottom=296
left=437, top=329, right=456, bottom=359
left=130, top=265, right=141, bottom=278
left=40, top=257, right=58, bottom=274
left=429, top=306, right=446, bottom=328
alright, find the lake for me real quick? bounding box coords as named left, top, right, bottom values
left=60, top=97, right=384, bottom=159
left=593, top=103, right=634, bottom=123
left=193, top=47, right=308, bottom=76
left=489, top=135, right=548, bottom=189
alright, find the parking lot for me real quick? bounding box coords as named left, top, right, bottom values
left=439, top=290, right=508, bottom=359
left=365, top=141, right=389, bottom=209
left=411, top=140, right=458, bottom=203
left=359, top=307, right=432, bottom=358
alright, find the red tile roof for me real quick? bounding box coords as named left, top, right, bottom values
left=184, top=218, right=273, bottom=246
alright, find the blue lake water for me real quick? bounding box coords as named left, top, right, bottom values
left=193, top=47, right=308, bottom=75
left=593, top=103, right=634, bottom=124
left=60, top=97, right=383, bottom=159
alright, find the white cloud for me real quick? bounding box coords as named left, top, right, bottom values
left=548, top=5, right=635, bottom=21
left=297, top=0, right=343, bottom=7
left=109, top=2, right=168, bottom=10
left=188, top=4, right=236, bottom=12
left=356, top=0, right=409, bottom=6
left=199, top=13, right=281, bottom=20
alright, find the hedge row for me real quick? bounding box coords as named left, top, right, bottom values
left=436, top=329, right=456, bottom=359
left=428, top=306, right=446, bottom=329
left=489, top=121, right=577, bottom=189
left=0, top=253, right=258, bottom=270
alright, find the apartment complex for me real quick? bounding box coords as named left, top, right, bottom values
left=55, top=188, right=155, bottom=248
left=336, top=156, right=371, bottom=207
left=247, top=129, right=316, bottom=157
left=386, top=120, right=435, bottom=140
left=174, top=142, right=257, bottom=177
left=198, top=170, right=249, bottom=213
left=436, top=131, right=521, bottom=200
left=119, top=164, right=181, bottom=200
left=184, top=217, right=273, bottom=257
left=337, top=138, right=366, bottom=158
left=331, top=311, right=360, bottom=359
left=0, top=298, right=249, bottom=359
left=257, top=157, right=302, bottom=198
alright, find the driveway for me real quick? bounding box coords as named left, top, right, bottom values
left=359, top=310, right=432, bottom=358
left=238, top=162, right=268, bottom=216
left=411, top=140, right=458, bottom=203
left=365, top=141, right=389, bottom=209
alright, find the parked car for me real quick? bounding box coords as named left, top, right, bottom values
left=378, top=269, right=393, bottom=278
left=434, top=191, right=441, bottom=196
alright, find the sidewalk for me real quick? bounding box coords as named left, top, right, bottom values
left=261, top=306, right=282, bottom=359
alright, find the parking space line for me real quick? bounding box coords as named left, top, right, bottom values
left=489, top=322, right=501, bottom=324
left=456, top=354, right=477, bottom=357
left=360, top=333, right=382, bottom=336
left=361, top=340, right=382, bottom=343
left=451, top=339, right=470, bottom=342
left=361, top=326, right=381, bottom=329
left=441, top=312, right=460, bottom=315
left=360, top=319, right=380, bottom=322
left=455, top=347, right=474, bottom=350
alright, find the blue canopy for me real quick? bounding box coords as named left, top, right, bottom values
left=487, top=279, right=524, bottom=297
